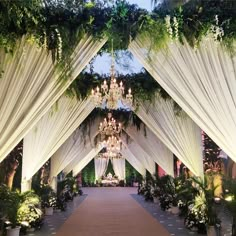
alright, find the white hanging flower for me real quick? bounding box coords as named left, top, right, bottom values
left=211, top=15, right=224, bottom=42
left=55, top=28, right=62, bottom=61
left=43, top=30, right=47, bottom=50
left=165, top=15, right=173, bottom=40
left=173, top=17, right=179, bottom=40
left=215, top=15, right=219, bottom=26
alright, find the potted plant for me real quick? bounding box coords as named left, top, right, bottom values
left=0, top=185, right=21, bottom=236
left=39, top=185, right=57, bottom=216
left=152, top=188, right=159, bottom=204
left=17, top=191, right=43, bottom=232
left=191, top=176, right=218, bottom=236
left=41, top=192, right=57, bottom=215
left=223, top=178, right=236, bottom=236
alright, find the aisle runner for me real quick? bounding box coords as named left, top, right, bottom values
left=56, top=187, right=170, bottom=236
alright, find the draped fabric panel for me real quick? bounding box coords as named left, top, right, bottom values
left=22, top=96, right=94, bottom=181
left=95, top=158, right=109, bottom=180
left=111, top=158, right=126, bottom=180
left=72, top=146, right=103, bottom=177
left=124, top=125, right=174, bottom=176
left=136, top=95, right=203, bottom=177
left=130, top=36, right=236, bottom=163
left=120, top=148, right=146, bottom=176
left=0, top=35, right=106, bottom=162
left=121, top=136, right=156, bottom=175
left=50, top=117, right=100, bottom=179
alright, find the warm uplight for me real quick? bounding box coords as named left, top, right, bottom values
left=214, top=197, right=221, bottom=203
left=225, top=195, right=233, bottom=202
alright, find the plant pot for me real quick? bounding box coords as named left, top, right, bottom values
left=45, top=207, right=53, bottom=216
left=153, top=197, right=158, bottom=204
left=54, top=208, right=61, bottom=213
left=6, top=227, right=21, bottom=236
left=27, top=227, right=35, bottom=232
left=171, top=206, right=179, bottom=215
left=207, top=226, right=217, bottom=236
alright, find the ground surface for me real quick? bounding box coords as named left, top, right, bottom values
left=30, top=187, right=231, bottom=236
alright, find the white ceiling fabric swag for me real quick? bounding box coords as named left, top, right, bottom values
left=22, top=95, right=95, bottom=181
left=120, top=147, right=146, bottom=176
left=50, top=117, right=101, bottom=180
left=71, top=146, right=103, bottom=177
left=0, top=35, right=106, bottom=162
left=124, top=124, right=174, bottom=176
left=136, top=94, right=203, bottom=177
left=111, top=158, right=126, bottom=180
left=95, top=158, right=109, bottom=181
left=121, top=136, right=156, bottom=175
left=130, top=36, right=236, bottom=163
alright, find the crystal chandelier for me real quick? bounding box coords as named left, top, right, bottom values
left=91, top=45, right=133, bottom=110
left=102, top=135, right=121, bottom=153
left=99, top=112, right=122, bottom=136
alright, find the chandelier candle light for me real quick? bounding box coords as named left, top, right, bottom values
left=91, top=45, right=133, bottom=109
left=99, top=112, right=122, bottom=136
left=103, top=135, right=121, bottom=153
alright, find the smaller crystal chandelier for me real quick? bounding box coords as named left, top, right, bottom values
left=91, top=43, right=133, bottom=110
left=102, top=135, right=121, bottom=153
left=99, top=112, right=121, bottom=136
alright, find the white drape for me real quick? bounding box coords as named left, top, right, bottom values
left=0, top=35, right=106, bottom=162
left=121, top=148, right=146, bottom=176
left=50, top=117, right=100, bottom=179
left=111, top=158, right=126, bottom=180
left=121, top=136, right=156, bottom=175
left=72, top=146, right=103, bottom=177
left=136, top=95, right=203, bottom=177
left=22, top=96, right=94, bottom=181
left=124, top=125, right=174, bottom=176
left=130, top=36, right=236, bottom=164
left=95, top=158, right=109, bottom=180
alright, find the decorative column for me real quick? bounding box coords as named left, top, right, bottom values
left=21, top=178, right=32, bottom=192
left=50, top=176, right=57, bottom=193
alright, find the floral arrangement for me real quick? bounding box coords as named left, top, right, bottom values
left=37, top=185, right=57, bottom=209
left=17, top=191, right=43, bottom=229
left=159, top=193, right=174, bottom=211
left=184, top=203, right=206, bottom=234
left=41, top=192, right=57, bottom=209
left=151, top=187, right=160, bottom=199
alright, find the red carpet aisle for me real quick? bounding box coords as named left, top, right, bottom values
left=56, top=187, right=170, bottom=236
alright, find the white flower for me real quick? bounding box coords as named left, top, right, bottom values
left=173, top=17, right=179, bottom=40
left=165, top=15, right=173, bottom=40
left=55, top=28, right=62, bottom=61
left=211, top=15, right=224, bottom=42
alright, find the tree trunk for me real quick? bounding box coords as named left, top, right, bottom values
left=6, top=159, right=19, bottom=190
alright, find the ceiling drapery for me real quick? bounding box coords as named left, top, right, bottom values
left=50, top=117, right=101, bottom=180
left=135, top=94, right=203, bottom=177
left=121, top=136, right=156, bottom=175
left=22, top=96, right=94, bottom=181
left=130, top=36, right=236, bottom=164
left=111, top=158, right=126, bottom=180
left=120, top=147, right=146, bottom=176
left=0, top=35, right=106, bottom=162
left=71, top=146, right=103, bottom=177
left=124, top=125, right=174, bottom=176
left=95, top=158, right=109, bottom=181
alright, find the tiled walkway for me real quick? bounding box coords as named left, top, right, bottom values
left=29, top=188, right=233, bottom=236
left=132, top=194, right=233, bottom=236
left=132, top=194, right=198, bottom=236
left=56, top=187, right=169, bottom=236
left=28, top=194, right=87, bottom=236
